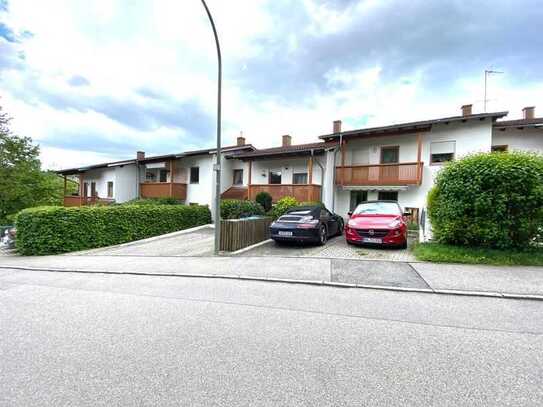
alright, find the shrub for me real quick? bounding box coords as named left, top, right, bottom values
left=298, top=201, right=324, bottom=208
left=255, top=191, right=272, bottom=212
left=270, top=196, right=299, bottom=219
left=15, top=204, right=211, bottom=255
left=220, top=199, right=264, bottom=219
left=427, top=152, right=543, bottom=249
left=126, top=197, right=182, bottom=205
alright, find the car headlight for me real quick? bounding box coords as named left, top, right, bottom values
left=388, top=219, right=401, bottom=228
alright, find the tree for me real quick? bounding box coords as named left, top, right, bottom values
left=0, top=105, right=72, bottom=224
left=427, top=152, right=543, bottom=249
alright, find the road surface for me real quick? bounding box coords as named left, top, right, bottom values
left=1, top=268, right=542, bottom=406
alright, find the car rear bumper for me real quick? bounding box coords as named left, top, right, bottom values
left=270, top=226, right=320, bottom=242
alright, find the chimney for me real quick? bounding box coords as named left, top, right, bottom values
left=237, top=135, right=246, bottom=146
left=282, top=134, right=292, bottom=147
left=461, top=104, right=473, bottom=117
left=136, top=151, right=145, bottom=160
left=523, top=106, right=535, bottom=120
left=333, top=120, right=342, bottom=134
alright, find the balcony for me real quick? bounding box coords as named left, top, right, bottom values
left=248, top=184, right=321, bottom=203
left=335, top=162, right=423, bottom=186
left=63, top=196, right=114, bottom=207
left=140, top=182, right=187, bottom=200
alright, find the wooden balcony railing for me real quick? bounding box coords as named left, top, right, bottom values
left=63, top=196, right=114, bottom=207
left=140, top=182, right=187, bottom=200
left=335, top=162, right=423, bottom=186
left=248, top=184, right=321, bottom=203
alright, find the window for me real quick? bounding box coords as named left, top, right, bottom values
left=492, top=145, right=508, bottom=152
left=83, top=182, right=88, bottom=197
left=91, top=182, right=97, bottom=197
left=145, top=171, right=156, bottom=182
left=190, top=167, right=200, bottom=184
left=350, top=191, right=368, bottom=211
left=430, top=141, right=455, bottom=164
left=269, top=171, right=282, bottom=184
left=159, top=169, right=168, bottom=183
left=233, top=169, right=243, bottom=185
left=381, top=146, right=400, bottom=164
left=378, top=191, right=398, bottom=201
left=107, top=182, right=114, bottom=198
left=292, top=172, right=308, bottom=184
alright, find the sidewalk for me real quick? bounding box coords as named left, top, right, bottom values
left=1, top=254, right=542, bottom=300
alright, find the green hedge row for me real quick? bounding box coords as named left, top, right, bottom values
left=16, top=204, right=211, bottom=255
left=220, top=199, right=264, bottom=219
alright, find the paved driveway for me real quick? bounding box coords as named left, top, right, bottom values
left=238, top=235, right=416, bottom=262
left=75, top=226, right=215, bottom=257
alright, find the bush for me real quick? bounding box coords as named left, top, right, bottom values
left=220, top=199, right=264, bottom=219
left=126, top=197, right=182, bottom=205
left=15, top=204, right=211, bottom=255
left=255, top=191, right=272, bottom=212
left=270, top=196, right=299, bottom=219
left=298, top=201, right=324, bottom=208
left=427, top=152, right=543, bottom=249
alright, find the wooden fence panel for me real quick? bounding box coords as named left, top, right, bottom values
left=220, top=217, right=272, bottom=252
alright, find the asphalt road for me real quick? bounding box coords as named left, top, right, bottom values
left=1, top=269, right=542, bottom=406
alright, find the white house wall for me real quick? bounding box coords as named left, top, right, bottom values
left=81, top=167, right=116, bottom=200
left=250, top=157, right=323, bottom=185
left=492, top=128, right=543, bottom=154
left=330, top=120, right=495, bottom=216
left=114, top=164, right=138, bottom=203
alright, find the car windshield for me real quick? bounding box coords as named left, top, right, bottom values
left=353, top=202, right=401, bottom=216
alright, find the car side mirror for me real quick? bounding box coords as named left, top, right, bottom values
left=403, top=212, right=411, bottom=217
left=347, top=211, right=353, bottom=217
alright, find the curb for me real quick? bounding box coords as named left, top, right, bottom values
left=1, top=265, right=542, bottom=302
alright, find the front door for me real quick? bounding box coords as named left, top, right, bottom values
left=380, top=146, right=400, bottom=182
left=350, top=191, right=368, bottom=211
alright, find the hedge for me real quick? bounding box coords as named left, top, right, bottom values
left=270, top=196, right=299, bottom=219
left=15, top=204, right=211, bottom=255
left=255, top=191, right=272, bottom=212
left=220, top=199, right=264, bottom=219
left=427, top=151, right=543, bottom=249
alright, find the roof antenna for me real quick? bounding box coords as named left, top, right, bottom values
left=484, top=69, right=504, bottom=112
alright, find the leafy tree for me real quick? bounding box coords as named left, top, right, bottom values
left=0, top=105, right=73, bottom=224
left=427, top=152, right=543, bottom=249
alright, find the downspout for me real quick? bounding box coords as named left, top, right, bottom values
left=312, top=149, right=325, bottom=203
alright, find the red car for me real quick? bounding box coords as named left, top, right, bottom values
left=345, top=200, right=409, bottom=249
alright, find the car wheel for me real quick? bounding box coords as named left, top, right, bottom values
left=318, top=225, right=327, bottom=245
left=335, top=220, right=344, bottom=236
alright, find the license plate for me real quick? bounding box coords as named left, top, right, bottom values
left=278, top=231, right=293, bottom=236
left=362, top=237, right=382, bottom=244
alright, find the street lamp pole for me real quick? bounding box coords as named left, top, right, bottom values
left=200, top=0, right=222, bottom=255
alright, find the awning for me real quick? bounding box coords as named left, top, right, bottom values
left=146, top=162, right=167, bottom=169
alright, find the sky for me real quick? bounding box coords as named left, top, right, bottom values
left=0, top=0, right=542, bottom=170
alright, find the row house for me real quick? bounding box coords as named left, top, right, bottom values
left=57, top=105, right=543, bottom=223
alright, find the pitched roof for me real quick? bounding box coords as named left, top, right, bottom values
left=139, top=144, right=255, bottom=164
left=56, top=159, right=136, bottom=175
left=56, top=144, right=256, bottom=174
left=493, top=117, right=543, bottom=129
left=233, top=141, right=337, bottom=160
left=319, top=111, right=509, bottom=141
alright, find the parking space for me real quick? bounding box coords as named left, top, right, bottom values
left=237, top=235, right=416, bottom=262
